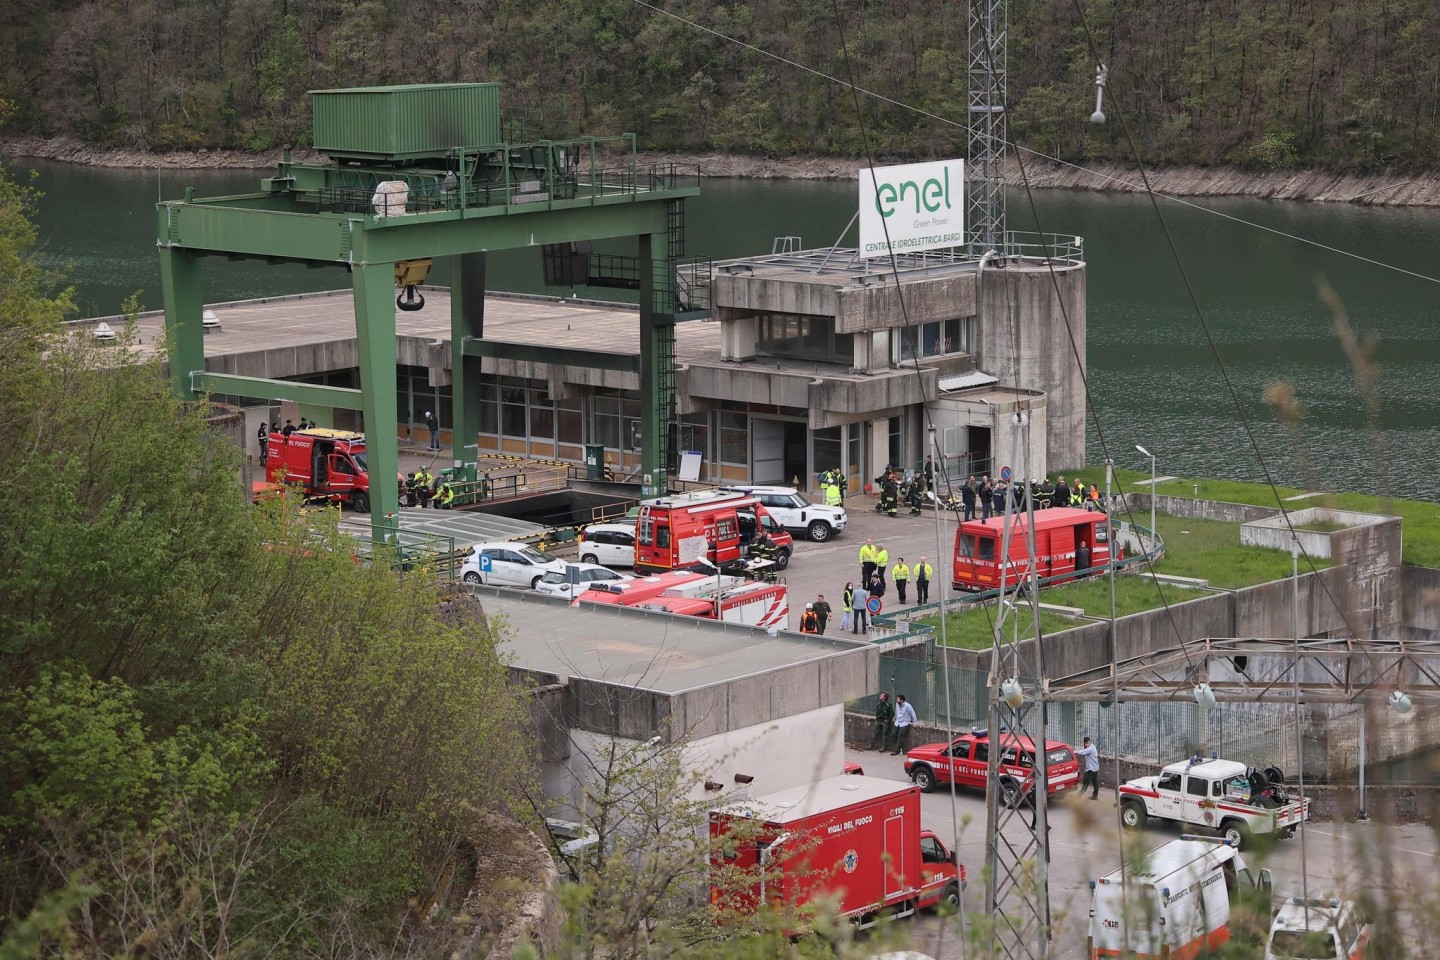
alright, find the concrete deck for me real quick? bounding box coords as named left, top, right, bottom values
left=86, top=288, right=725, bottom=366
left=481, top=586, right=869, bottom=694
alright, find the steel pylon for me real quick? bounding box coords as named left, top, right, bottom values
left=983, top=409, right=1052, bottom=959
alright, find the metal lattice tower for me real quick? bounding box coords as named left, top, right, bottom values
left=967, top=0, right=1007, bottom=251
left=984, top=411, right=1052, bottom=959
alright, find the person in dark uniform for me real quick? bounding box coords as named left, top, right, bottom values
left=1053, top=477, right=1071, bottom=512
left=961, top=476, right=977, bottom=521
left=883, top=473, right=900, bottom=518
left=257, top=422, right=269, bottom=464
left=979, top=475, right=993, bottom=520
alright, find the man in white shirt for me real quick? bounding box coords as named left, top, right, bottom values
left=890, top=694, right=918, bottom=755
left=1076, top=736, right=1100, bottom=799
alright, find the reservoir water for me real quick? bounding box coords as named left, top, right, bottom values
left=15, top=157, right=1440, bottom=501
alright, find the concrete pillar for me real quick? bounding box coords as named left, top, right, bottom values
left=719, top=309, right=757, bottom=360
left=159, top=247, right=204, bottom=399
left=639, top=232, right=674, bottom=497
left=352, top=262, right=400, bottom=539
left=866, top=418, right=890, bottom=485
left=451, top=252, right=487, bottom=467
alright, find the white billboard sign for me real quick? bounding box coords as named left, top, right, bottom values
left=857, top=159, right=966, bottom=259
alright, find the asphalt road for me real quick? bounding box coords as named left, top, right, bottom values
left=843, top=744, right=1437, bottom=958
left=765, top=491, right=959, bottom=635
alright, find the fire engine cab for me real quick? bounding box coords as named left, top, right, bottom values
left=266, top=428, right=378, bottom=513
left=633, top=489, right=793, bottom=575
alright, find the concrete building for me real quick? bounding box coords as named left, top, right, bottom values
left=476, top=586, right=891, bottom=806
left=106, top=235, right=1085, bottom=495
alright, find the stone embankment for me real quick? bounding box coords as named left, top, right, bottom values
left=8, top=134, right=1440, bottom=206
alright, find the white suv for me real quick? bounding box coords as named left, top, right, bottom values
left=578, top=522, right=637, bottom=568
left=730, top=485, right=847, bottom=542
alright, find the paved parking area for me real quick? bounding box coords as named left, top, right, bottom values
left=767, top=491, right=959, bottom=636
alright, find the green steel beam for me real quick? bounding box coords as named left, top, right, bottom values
left=461, top=338, right=641, bottom=374
left=191, top=373, right=364, bottom=409
left=159, top=192, right=694, bottom=265
left=353, top=262, right=402, bottom=539
left=452, top=252, right=486, bottom=464
left=159, top=247, right=204, bottom=399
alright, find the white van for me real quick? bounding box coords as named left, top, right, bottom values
left=1265, top=897, right=1369, bottom=960
left=1088, top=836, right=1271, bottom=959
left=577, top=522, right=637, bottom=568
left=728, top=485, right=847, bottom=542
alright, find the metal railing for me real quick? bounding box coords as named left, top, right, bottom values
left=314, top=136, right=701, bottom=216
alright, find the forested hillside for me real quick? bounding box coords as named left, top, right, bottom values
left=3, top=0, right=1437, bottom=171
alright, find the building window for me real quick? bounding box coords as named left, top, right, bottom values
left=812, top=426, right=842, bottom=481
left=893, top=315, right=975, bottom=363
left=720, top=411, right=748, bottom=465
left=757, top=313, right=854, bottom=365
left=501, top=386, right=527, bottom=438
left=557, top=396, right=582, bottom=444
left=680, top=411, right=711, bottom=463
left=478, top=381, right=498, bottom=435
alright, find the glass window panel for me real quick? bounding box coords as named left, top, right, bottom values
left=812, top=426, right=842, bottom=479
left=530, top=405, right=555, bottom=439
left=594, top=414, right=620, bottom=448
left=896, top=328, right=919, bottom=363
left=437, top=386, right=453, bottom=427
left=720, top=410, right=747, bottom=431
left=558, top=408, right=582, bottom=443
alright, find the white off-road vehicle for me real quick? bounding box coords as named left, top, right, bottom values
left=1118, top=756, right=1310, bottom=850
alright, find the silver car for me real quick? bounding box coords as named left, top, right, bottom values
left=533, top=563, right=633, bottom=600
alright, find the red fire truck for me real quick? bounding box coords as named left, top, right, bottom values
left=266, top=428, right=379, bottom=513
left=634, top=489, right=793, bottom=575
left=710, top=775, right=964, bottom=930
left=635, top=580, right=790, bottom=631
left=572, top=570, right=748, bottom=608
left=952, top=507, right=1116, bottom=591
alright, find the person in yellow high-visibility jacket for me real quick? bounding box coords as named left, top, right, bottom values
left=874, top=545, right=890, bottom=587
left=914, top=557, right=934, bottom=604
left=892, top=559, right=911, bottom=603
left=859, top=539, right=877, bottom=584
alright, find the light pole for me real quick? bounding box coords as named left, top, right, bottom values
left=1135, top=444, right=1156, bottom=557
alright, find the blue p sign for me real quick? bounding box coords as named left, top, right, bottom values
left=478, top=554, right=493, bottom=573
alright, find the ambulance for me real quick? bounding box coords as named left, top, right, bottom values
left=1088, top=836, right=1272, bottom=959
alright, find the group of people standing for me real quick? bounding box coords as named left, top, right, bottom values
left=818, top=468, right=845, bottom=507
left=866, top=691, right=919, bottom=755
left=840, top=540, right=935, bottom=633
left=872, top=455, right=937, bottom=518
left=404, top=465, right=456, bottom=509
left=953, top=474, right=1103, bottom=522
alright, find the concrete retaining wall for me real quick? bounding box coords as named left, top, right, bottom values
left=843, top=711, right=1435, bottom=822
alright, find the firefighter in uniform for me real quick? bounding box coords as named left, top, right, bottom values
left=799, top=603, right=820, bottom=634
left=437, top=480, right=456, bottom=509
left=882, top=472, right=900, bottom=517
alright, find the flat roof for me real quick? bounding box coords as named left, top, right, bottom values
left=716, top=773, right=913, bottom=824
left=477, top=586, right=870, bottom=694
left=711, top=245, right=1081, bottom=289
left=87, top=288, right=723, bottom=365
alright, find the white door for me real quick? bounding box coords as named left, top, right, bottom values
left=751, top=418, right=786, bottom=484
